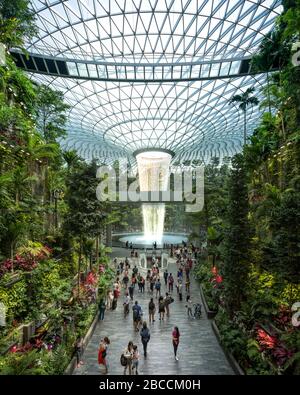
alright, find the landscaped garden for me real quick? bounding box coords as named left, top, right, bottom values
left=191, top=2, right=300, bottom=374
left=0, top=0, right=299, bottom=376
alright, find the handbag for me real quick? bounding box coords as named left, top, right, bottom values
left=120, top=353, right=128, bottom=366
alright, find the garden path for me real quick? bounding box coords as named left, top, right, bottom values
left=74, top=248, right=234, bottom=375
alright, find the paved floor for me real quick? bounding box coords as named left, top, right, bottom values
left=74, top=248, right=234, bottom=375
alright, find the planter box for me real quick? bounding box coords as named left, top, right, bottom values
left=199, top=284, right=217, bottom=319
left=212, top=321, right=245, bottom=376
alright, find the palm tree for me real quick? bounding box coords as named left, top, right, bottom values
left=62, top=150, right=81, bottom=172
left=229, top=87, right=259, bottom=145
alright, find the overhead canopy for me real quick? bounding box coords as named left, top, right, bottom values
left=23, top=0, right=282, bottom=164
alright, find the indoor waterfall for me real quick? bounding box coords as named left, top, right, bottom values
left=136, top=151, right=172, bottom=243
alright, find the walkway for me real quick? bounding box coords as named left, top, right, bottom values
left=74, top=248, right=234, bottom=375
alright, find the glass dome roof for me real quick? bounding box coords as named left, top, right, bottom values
left=24, top=0, right=282, bottom=164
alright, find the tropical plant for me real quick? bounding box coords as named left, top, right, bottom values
left=229, top=87, right=259, bottom=145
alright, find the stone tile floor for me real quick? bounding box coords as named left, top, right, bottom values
left=73, top=248, right=234, bottom=375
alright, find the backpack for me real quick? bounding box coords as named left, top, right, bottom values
left=141, top=328, right=150, bottom=342
left=165, top=296, right=174, bottom=305
left=120, top=354, right=127, bottom=366
left=155, top=282, right=161, bottom=290
left=133, top=306, right=141, bottom=320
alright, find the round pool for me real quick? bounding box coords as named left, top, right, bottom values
left=116, top=233, right=188, bottom=248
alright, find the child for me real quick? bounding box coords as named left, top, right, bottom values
left=132, top=345, right=139, bottom=375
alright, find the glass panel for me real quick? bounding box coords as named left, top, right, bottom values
left=153, top=66, right=163, bottom=79
left=66, top=62, right=79, bottom=76
left=200, top=63, right=211, bottom=78
left=107, top=65, right=117, bottom=79
left=209, top=62, right=220, bottom=77
left=97, top=64, right=107, bottom=78
left=116, top=65, right=126, bottom=79
left=144, top=66, right=153, bottom=79
left=219, top=62, right=231, bottom=76
left=76, top=63, right=88, bottom=77
left=230, top=61, right=241, bottom=74
left=87, top=63, right=98, bottom=78
left=190, top=64, right=201, bottom=78
left=172, top=66, right=181, bottom=79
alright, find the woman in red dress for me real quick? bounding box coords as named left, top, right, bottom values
left=98, top=337, right=110, bottom=374
left=172, top=326, right=180, bottom=361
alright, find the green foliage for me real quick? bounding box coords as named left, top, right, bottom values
left=0, top=349, right=46, bottom=375
left=222, top=155, right=251, bottom=316
left=0, top=0, right=37, bottom=48
left=0, top=275, right=27, bottom=323
left=35, top=85, right=69, bottom=143
left=43, top=345, right=70, bottom=375
left=263, top=190, right=300, bottom=283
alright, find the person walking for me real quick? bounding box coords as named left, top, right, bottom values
left=128, top=282, right=134, bottom=301
left=186, top=295, right=194, bottom=318
left=158, top=296, right=165, bottom=321
left=155, top=278, right=161, bottom=298
left=131, top=273, right=137, bottom=289
left=164, top=293, right=173, bottom=317
left=98, top=337, right=110, bottom=374
left=185, top=276, right=191, bottom=293
left=140, top=276, right=145, bottom=293
left=168, top=273, right=174, bottom=293
left=146, top=270, right=151, bottom=292
left=123, top=272, right=129, bottom=290
left=150, top=275, right=155, bottom=294
left=148, top=297, right=156, bottom=323
left=137, top=274, right=142, bottom=293
left=75, top=336, right=84, bottom=368
left=107, top=290, right=114, bottom=310
left=178, top=280, right=183, bottom=301
left=123, top=292, right=130, bottom=317
left=140, top=321, right=151, bottom=357
left=133, top=265, right=138, bottom=276
left=132, top=301, right=143, bottom=332
left=163, top=269, right=168, bottom=286
left=172, top=327, right=180, bottom=361
left=123, top=341, right=134, bottom=375
left=98, top=298, right=106, bottom=321
left=132, top=345, right=140, bottom=374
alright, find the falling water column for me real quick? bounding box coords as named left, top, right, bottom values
left=135, top=151, right=172, bottom=243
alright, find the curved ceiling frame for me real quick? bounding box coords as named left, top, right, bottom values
left=24, top=0, right=281, bottom=164
left=28, top=0, right=281, bottom=63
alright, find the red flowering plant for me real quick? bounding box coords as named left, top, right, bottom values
left=210, top=266, right=224, bottom=289
left=274, top=305, right=292, bottom=331
left=256, top=326, right=294, bottom=368
left=83, top=271, right=99, bottom=303
left=0, top=259, right=13, bottom=277
left=0, top=242, right=52, bottom=278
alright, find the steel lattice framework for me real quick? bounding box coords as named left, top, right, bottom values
left=24, top=0, right=282, bottom=164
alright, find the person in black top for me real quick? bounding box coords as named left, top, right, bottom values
left=140, top=321, right=150, bottom=357
left=163, top=269, right=168, bottom=286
